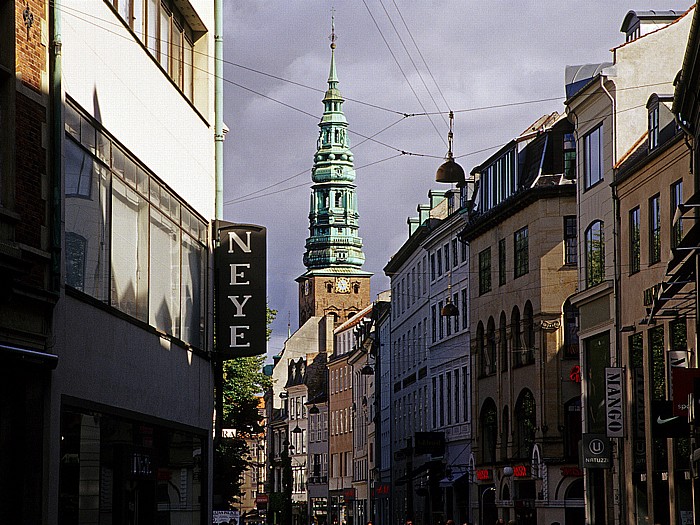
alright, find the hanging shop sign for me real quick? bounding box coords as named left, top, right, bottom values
left=581, top=433, right=611, bottom=469
left=215, top=222, right=267, bottom=358
left=652, top=399, right=689, bottom=438
left=671, top=366, right=700, bottom=417
left=605, top=367, right=624, bottom=437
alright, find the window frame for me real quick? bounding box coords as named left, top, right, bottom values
left=649, top=194, right=661, bottom=265
left=585, top=220, right=605, bottom=287
left=583, top=124, right=603, bottom=189
left=629, top=207, right=640, bottom=274
left=514, top=226, right=529, bottom=278
left=671, top=180, right=683, bottom=250
left=478, top=247, right=491, bottom=295
left=564, top=216, right=577, bottom=266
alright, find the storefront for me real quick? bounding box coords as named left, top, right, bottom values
left=58, top=404, right=206, bottom=524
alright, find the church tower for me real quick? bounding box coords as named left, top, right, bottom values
left=297, top=18, right=371, bottom=326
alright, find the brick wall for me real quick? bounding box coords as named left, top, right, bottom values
left=15, top=0, right=45, bottom=92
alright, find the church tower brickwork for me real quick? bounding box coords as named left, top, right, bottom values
left=297, top=19, right=371, bottom=326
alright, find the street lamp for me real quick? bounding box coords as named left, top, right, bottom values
left=480, top=486, right=495, bottom=525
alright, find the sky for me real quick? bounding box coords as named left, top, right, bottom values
left=221, top=1, right=694, bottom=358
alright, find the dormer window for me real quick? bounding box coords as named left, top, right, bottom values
left=648, top=105, right=659, bottom=150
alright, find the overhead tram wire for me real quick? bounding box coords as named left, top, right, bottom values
left=377, top=0, right=449, bottom=128
left=55, top=3, right=684, bottom=120
left=391, top=0, right=452, bottom=115
left=227, top=153, right=405, bottom=205
left=361, top=0, right=448, bottom=149
left=55, top=0, right=421, bottom=155
left=53, top=1, right=406, bottom=117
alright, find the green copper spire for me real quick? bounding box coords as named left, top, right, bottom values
left=301, top=19, right=369, bottom=277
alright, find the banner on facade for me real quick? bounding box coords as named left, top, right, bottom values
left=581, top=433, right=611, bottom=469
left=605, top=367, right=624, bottom=437
left=414, top=431, right=445, bottom=456
left=214, top=222, right=267, bottom=358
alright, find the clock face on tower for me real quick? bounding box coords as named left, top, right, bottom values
left=335, top=277, right=350, bottom=293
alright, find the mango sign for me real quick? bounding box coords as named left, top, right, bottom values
left=215, top=222, right=267, bottom=358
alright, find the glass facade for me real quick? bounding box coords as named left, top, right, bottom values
left=58, top=406, right=205, bottom=525
left=64, top=101, right=207, bottom=348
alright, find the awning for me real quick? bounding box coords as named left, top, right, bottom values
left=647, top=220, right=700, bottom=323
left=439, top=467, right=469, bottom=487
left=0, top=343, right=58, bottom=369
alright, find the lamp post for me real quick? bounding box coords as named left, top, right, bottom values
left=480, top=486, right=495, bottom=525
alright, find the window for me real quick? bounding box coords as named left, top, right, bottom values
left=444, top=243, right=450, bottom=272
left=437, top=249, right=443, bottom=277
left=446, top=372, right=452, bottom=425
left=452, top=239, right=458, bottom=267
left=629, top=207, right=640, bottom=274
left=64, top=102, right=207, bottom=347
left=438, top=301, right=444, bottom=339
left=564, top=133, right=576, bottom=180
left=461, top=289, right=468, bottom=331
left=111, top=0, right=197, bottom=101
left=479, top=248, right=491, bottom=295
left=514, top=226, right=529, bottom=278
left=65, top=232, right=87, bottom=291
left=65, top=139, right=93, bottom=197
left=453, top=292, right=459, bottom=333
left=585, top=221, right=604, bottom=287
left=498, top=238, right=506, bottom=286
left=583, top=125, right=603, bottom=188
left=431, top=305, right=437, bottom=343
left=564, top=216, right=577, bottom=265
left=514, top=390, right=536, bottom=459
left=431, top=253, right=436, bottom=281
left=671, top=180, right=683, bottom=249
left=480, top=400, right=497, bottom=463
left=649, top=105, right=659, bottom=150
left=649, top=194, right=661, bottom=264
left=461, top=239, right=467, bottom=263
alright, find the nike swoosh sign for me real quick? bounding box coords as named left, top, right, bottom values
left=657, top=416, right=679, bottom=425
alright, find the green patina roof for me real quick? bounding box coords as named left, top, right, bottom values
left=301, top=35, right=367, bottom=276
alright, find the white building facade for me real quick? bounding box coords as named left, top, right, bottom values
left=51, top=1, right=216, bottom=523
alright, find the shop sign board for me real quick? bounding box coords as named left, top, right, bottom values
left=215, top=222, right=267, bottom=358
left=605, top=367, right=624, bottom=437
left=582, top=433, right=611, bottom=469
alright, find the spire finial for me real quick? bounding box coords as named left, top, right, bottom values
left=330, top=7, right=337, bottom=49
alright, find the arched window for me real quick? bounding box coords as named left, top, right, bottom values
left=480, top=399, right=498, bottom=463
left=510, top=306, right=521, bottom=370
left=477, top=322, right=486, bottom=376
left=585, top=220, right=605, bottom=287
left=501, top=406, right=509, bottom=460
left=563, top=300, right=579, bottom=359
left=564, top=397, right=582, bottom=462
left=486, top=317, right=496, bottom=375
left=514, top=389, right=536, bottom=459
left=499, top=311, right=508, bottom=372
left=517, top=301, right=535, bottom=366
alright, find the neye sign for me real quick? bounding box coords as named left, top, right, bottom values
left=215, top=222, right=267, bottom=358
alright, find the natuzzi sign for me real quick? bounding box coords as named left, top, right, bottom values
left=215, top=222, right=267, bottom=358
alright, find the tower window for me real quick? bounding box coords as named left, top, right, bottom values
left=353, top=283, right=360, bottom=294
left=335, top=193, right=342, bottom=207
left=326, top=283, right=333, bottom=293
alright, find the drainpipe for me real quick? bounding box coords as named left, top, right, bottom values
left=214, top=0, right=224, bottom=221
left=51, top=0, right=63, bottom=293
left=600, top=75, right=624, bottom=525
